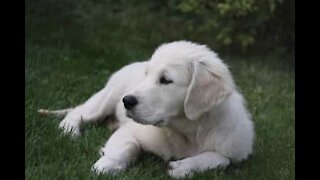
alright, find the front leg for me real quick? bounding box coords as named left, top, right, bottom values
left=92, top=124, right=141, bottom=174
left=167, top=151, right=230, bottom=178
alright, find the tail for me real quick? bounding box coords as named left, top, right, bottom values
left=38, top=108, right=74, bottom=117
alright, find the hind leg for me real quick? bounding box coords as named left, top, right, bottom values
left=57, top=62, right=147, bottom=136
left=58, top=86, right=118, bottom=136
left=39, top=62, right=147, bottom=136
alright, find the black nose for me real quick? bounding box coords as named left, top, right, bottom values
left=122, top=95, right=138, bottom=109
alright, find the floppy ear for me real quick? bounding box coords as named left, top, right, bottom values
left=184, top=61, right=230, bottom=120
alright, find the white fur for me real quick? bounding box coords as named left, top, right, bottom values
left=39, top=41, right=254, bottom=178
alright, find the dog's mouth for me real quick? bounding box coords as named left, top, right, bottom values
left=126, top=111, right=147, bottom=124
left=126, top=111, right=134, bottom=119
left=153, top=120, right=165, bottom=127
left=126, top=111, right=165, bottom=127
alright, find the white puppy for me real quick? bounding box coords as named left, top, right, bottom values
left=39, top=41, right=254, bottom=178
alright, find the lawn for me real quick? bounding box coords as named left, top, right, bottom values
left=26, top=1, right=295, bottom=179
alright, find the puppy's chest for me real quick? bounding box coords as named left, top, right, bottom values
left=171, top=126, right=222, bottom=159
left=164, top=129, right=200, bottom=159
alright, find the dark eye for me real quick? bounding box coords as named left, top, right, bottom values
left=159, top=76, right=173, bottom=85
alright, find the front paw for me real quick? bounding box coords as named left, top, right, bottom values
left=58, top=117, right=80, bottom=136
left=167, top=159, right=194, bottom=178
left=92, top=156, right=126, bottom=175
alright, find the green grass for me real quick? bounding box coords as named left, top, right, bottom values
left=26, top=1, right=295, bottom=179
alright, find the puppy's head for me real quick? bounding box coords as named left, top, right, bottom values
left=123, top=41, right=234, bottom=126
